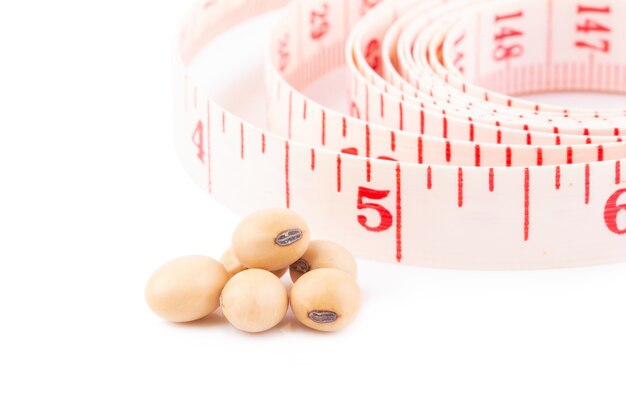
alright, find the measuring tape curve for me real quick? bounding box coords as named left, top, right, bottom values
left=174, top=0, right=626, bottom=269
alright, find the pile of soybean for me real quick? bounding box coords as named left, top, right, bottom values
left=145, top=208, right=360, bottom=333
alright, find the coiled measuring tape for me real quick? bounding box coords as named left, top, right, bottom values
left=174, top=0, right=626, bottom=269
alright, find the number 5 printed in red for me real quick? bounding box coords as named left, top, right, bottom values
left=357, top=187, right=393, bottom=232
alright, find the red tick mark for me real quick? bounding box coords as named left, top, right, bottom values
left=457, top=167, right=464, bottom=208
left=524, top=168, right=530, bottom=241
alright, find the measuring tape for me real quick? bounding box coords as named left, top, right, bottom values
left=174, top=0, right=626, bottom=269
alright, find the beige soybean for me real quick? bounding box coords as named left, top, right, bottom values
left=145, top=256, right=229, bottom=323
left=220, top=269, right=289, bottom=333
left=232, top=208, right=310, bottom=271
left=289, top=240, right=357, bottom=283
left=220, top=247, right=248, bottom=279
left=290, top=268, right=361, bottom=332
left=220, top=247, right=288, bottom=279
left=272, top=267, right=289, bottom=278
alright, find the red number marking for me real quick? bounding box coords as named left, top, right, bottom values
left=578, top=5, right=611, bottom=13
left=492, top=10, right=524, bottom=61
left=575, top=39, right=610, bottom=52
left=310, top=3, right=330, bottom=40
left=277, top=34, right=290, bottom=72
left=453, top=33, right=466, bottom=73
left=577, top=19, right=610, bottom=33
left=360, top=0, right=381, bottom=16
left=494, top=11, right=524, bottom=22
left=454, top=51, right=465, bottom=73
left=341, top=148, right=396, bottom=161
left=192, top=120, right=205, bottom=164
left=494, top=27, right=523, bottom=41
left=575, top=5, right=611, bottom=53
left=605, top=189, right=626, bottom=235
left=365, top=39, right=381, bottom=70
left=357, top=187, right=393, bottom=232
left=494, top=44, right=524, bottom=61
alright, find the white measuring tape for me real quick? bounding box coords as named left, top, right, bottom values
left=174, top=0, right=626, bottom=269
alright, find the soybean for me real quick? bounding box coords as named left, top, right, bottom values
left=290, top=268, right=361, bottom=332
left=232, top=208, right=310, bottom=271
left=145, top=256, right=229, bottom=323
left=220, top=269, right=289, bottom=333
left=289, top=240, right=357, bottom=283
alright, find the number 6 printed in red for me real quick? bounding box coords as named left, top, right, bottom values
left=605, top=189, right=626, bottom=235
left=357, top=187, right=393, bottom=232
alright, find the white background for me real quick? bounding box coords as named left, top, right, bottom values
left=1, top=1, right=626, bottom=416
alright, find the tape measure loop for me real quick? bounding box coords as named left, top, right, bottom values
left=174, top=0, right=626, bottom=269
